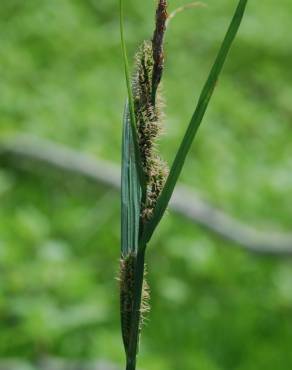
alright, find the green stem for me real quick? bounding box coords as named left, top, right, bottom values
left=119, top=0, right=147, bottom=199
left=126, top=246, right=146, bottom=370
left=126, top=358, right=136, bottom=370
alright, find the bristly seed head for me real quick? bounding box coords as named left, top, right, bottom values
left=119, top=253, right=150, bottom=354
left=130, top=1, right=169, bottom=224
left=119, top=0, right=169, bottom=358
left=132, top=40, right=169, bottom=223
left=152, top=0, right=168, bottom=102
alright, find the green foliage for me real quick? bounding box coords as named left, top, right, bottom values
left=0, top=1, right=292, bottom=370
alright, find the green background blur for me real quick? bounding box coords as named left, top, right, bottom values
left=0, top=0, right=292, bottom=369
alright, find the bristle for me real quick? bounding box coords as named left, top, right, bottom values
left=120, top=253, right=135, bottom=351
left=132, top=41, right=169, bottom=223
left=119, top=253, right=151, bottom=353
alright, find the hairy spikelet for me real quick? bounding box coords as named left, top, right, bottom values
left=152, top=0, right=168, bottom=99
left=132, top=41, right=168, bottom=222
left=119, top=253, right=150, bottom=353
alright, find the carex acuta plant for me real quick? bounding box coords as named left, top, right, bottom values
left=119, top=1, right=248, bottom=369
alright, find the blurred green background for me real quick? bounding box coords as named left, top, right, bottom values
left=0, top=0, right=292, bottom=369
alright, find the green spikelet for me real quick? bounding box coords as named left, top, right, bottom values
left=132, top=41, right=168, bottom=222
left=120, top=253, right=150, bottom=353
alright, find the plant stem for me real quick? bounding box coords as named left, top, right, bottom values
left=126, top=358, right=136, bottom=370
left=119, top=0, right=147, bottom=199
left=126, top=245, right=146, bottom=370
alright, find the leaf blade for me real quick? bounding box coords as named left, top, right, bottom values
left=121, top=103, right=141, bottom=256
left=141, top=0, right=249, bottom=245
left=119, top=0, right=147, bottom=196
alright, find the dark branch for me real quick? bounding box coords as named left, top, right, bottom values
left=1, top=135, right=292, bottom=256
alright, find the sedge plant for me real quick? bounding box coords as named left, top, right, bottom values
left=119, top=1, right=249, bottom=369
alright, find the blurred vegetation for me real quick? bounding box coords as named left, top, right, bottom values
left=0, top=0, right=292, bottom=369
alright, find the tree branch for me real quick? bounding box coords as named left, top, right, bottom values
left=1, top=135, right=292, bottom=256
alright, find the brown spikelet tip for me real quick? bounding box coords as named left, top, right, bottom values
left=152, top=0, right=168, bottom=101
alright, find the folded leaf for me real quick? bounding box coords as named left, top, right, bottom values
left=121, top=103, right=141, bottom=256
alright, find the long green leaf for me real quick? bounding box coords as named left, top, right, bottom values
left=141, top=0, right=249, bottom=245
left=121, top=103, right=141, bottom=256
left=119, top=0, right=146, bottom=196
